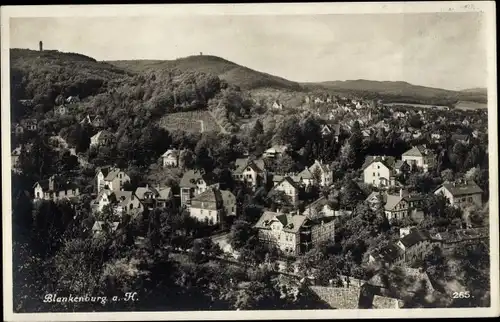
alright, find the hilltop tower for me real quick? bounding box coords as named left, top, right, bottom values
left=39, top=41, right=43, bottom=51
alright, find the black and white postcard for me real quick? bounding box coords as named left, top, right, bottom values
left=1, top=2, right=498, bottom=321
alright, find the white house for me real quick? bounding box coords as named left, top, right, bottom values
left=434, top=181, right=483, bottom=209
left=271, top=176, right=301, bottom=205
left=189, top=188, right=236, bottom=225
left=161, top=149, right=180, bottom=167
left=362, top=156, right=397, bottom=187
left=179, top=170, right=218, bottom=207
left=272, top=100, right=284, bottom=110
left=263, top=145, right=288, bottom=158
left=96, top=166, right=130, bottom=193
left=401, top=145, right=436, bottom=172
left=33, top=175, right=80, bottom=202
left=90, top=130, right=115, bottom=148
left=232, top=158, right=267, bottom=188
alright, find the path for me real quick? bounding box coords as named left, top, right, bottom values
left=208, top=103, right=229, bottom=134
left=198, top=120, right=205, bottom=133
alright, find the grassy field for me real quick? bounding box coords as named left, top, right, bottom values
left=455, top=100, right=488, bottom=111
left=158, top=110, right=220, bottom=133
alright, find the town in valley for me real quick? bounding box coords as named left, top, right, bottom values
left=10, top=38, right=490, bottom=312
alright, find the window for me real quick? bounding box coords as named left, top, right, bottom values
left=373, top=180, right=375, bottom=184
left=36, top=192, right=40, bottom=198
left=373, top=172, right=376, bottom=176
left=209, top=211, right=212, bottom=216
left=377, top=172, right=380, bottom=177
left=119, top=173, right=122, bottom=179
left=130, top=204, right=133, bottom=210
left=200, top=209, right=204, bottom=215
left=377, top=165, right=380, bottom=169
left=468, top=197, right=473, bottom=202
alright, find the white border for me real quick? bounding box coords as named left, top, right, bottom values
left=1, top=2, right=498, bottom=321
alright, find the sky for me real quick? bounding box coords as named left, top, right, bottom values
left=9, top=12, right=487, bottom=91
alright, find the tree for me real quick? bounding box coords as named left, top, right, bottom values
left=229, top=220, right=258, bottom=250
left=275, top=153, right=296, bottom=174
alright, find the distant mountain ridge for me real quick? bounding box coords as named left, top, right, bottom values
left=108, top=55, right=302, bottom=91
left=302, top=79, right=487, bottom=105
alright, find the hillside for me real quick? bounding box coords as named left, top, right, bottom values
left=303, top=80, right=487, bottom=105
left=108, top=55, right=302, bottom=91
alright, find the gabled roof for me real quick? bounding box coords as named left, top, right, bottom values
left=33, top=176, right=79, bottom=193
left=361, top=155, right=397, bottom=171
left=161, top=149, right=179, bottom=159
left=276, top=176, right=301, bottom=190
left=265, top=145, right=288, bottom=154
left=157, top=187, right=172, bottom=200
left=190, top=188, right=223, bottom=210
left=399, top=230, right=431, bottom=248
left=92, top=130, right=114, bottom=141
left=384, top=194, right=405, bottom=211
left=179, top=170, right=217, bottom=188
left=297, top=167, right=313, bottom=180
left=98, top=166, right=126, bottom=181
left=234, top=158, right=265, bottom=174
left=437, top=181, right=483, bottom=197
left=134, top=186, right=159, bottom=199
left=308, top=286, right=361, bottom=309
left=304, top=196, right=328, bottom=210
left=254, top=211, right=308, bottom=233
left=371, top=243, right=404, bottom=263
left=402, top=145, right=433, bottom=157
left=92, top=221, right=119, bottom=233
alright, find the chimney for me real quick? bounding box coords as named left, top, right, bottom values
left=399, top=189, right=403, bottom=198
left=146, top=183, right=149, bottom=189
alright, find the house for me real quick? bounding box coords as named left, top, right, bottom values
left=232, top=157, right=267, bottom=188
left=189, top=188, right=236, bottom=225
left=91, top=189, right=143, bottom=216
left=161, top=149, right=180, bottom=167
left=95, top=166, right=130, bottom=193
left=254, top=210, right=335, bottom=255
left=434, top=180, right=483, bottom=209
left=320, top=124, right=341, bottom=141
left=91, top=221, right=120, bottom=237
left=11, top=146, right=22, bottom=168
left=395, top=230, right=436, bottom=263
left=263, top=145, right=288, bottom=158
left=302, top=196, right=351, bottom=219
left=113, top=190, right=144, bottom=216
left=362, top=156, right=398, bottom=188
left=433, top=227, right=488, bottom=253
left=90, top=130, right=115, bottom=147
left=401, top=145, right=436, bottom=173
left=92, top=189, right=115, bottom=213
left=365, top=190, right=424, bottom=221
left=272, top=100, right=284, bottom=110
left=270, top=176, right=301, bottom=205
left=368, top=243, right=405, bottom=267
left=394, top=160, right=410, bottom=175
left=308, top=160, right=333, bottom=187
left=134, top=184, right=173, bottom=209
left=33, top=175, right=80, bottom=201
left=179, top=170, right=218, bottom=207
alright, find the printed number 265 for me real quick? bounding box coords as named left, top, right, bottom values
left=452, top=291, right=471, bottom=299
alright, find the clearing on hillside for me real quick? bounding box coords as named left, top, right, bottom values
left=455, top=101, right=488, bottom=111
left=158, top=110, right=220, bottom=134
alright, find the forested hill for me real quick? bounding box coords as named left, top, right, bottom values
left=302, top=80, right=488, bottom=105
left=108, top=55, right=303, bottom=91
